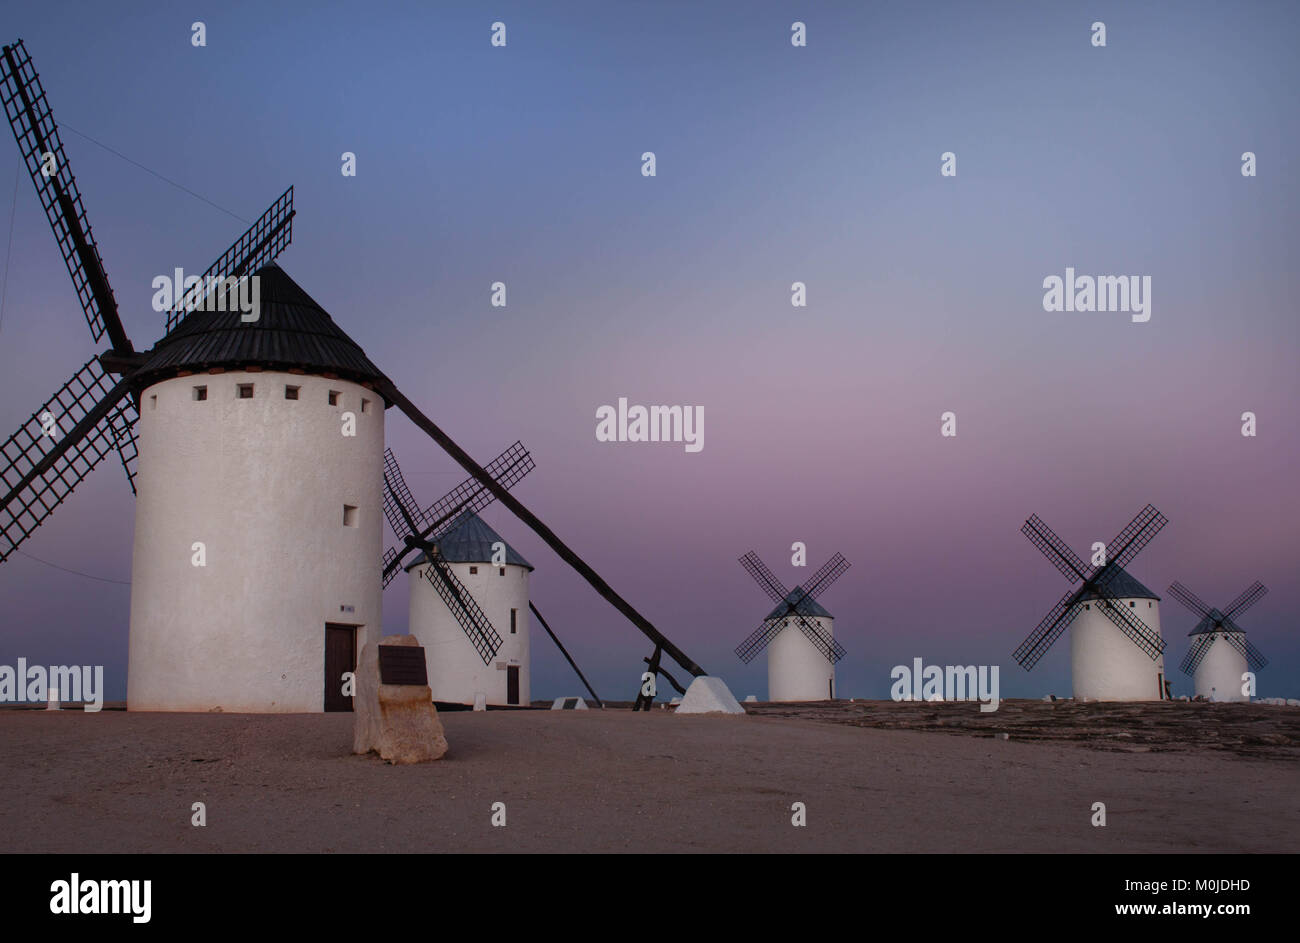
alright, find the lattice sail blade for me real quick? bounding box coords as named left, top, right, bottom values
left=1092, top=586, right=1165, bottom=660
left=1105, top=504, right=1167, bottom=572
left=792, top=612, right=847, bottom=664
left=735, top=618, right=784, bottom=664
left=1222, top=633, right=1268, bottom=672
left=381, top=545, right=403, bottom=588
left=1, top=359, right=136, bottom=562
left=165, top=186, right=294, bottom=334
left=1166, top=580, right=1213, bottom=619
left=1180, top=634, right=1215, bottom=675
left=1, top=40, right=126, bottom=349
left=1223, top=581, right=1268, bottom=620
left=804, top=552, right=850, bottom=599
left=738, top=551, right=788, bottom=604
left=1021, top=514, right=1089, bottom=582
left=425, top=440, right=534, bottom=540
left=381, top=448, right=428, bottom=537
left=1015, top=587, right=1084, bottom=669
left=422, top=555, right=503, bottom=665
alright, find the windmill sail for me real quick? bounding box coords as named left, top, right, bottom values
left=0, top=359, right=137, bottom=561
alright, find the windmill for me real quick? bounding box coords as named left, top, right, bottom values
left=1016, top=504, right=1169, bottom=701
left=382, top=444, right=601, bottom=708
left=734, top=551, right=849, bottom=701
left=1168, top=580, right=1269, bottom=702
left=0, top=37, right=702, bottom=711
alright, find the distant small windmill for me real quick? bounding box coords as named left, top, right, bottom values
left=1016, top=505, right=1169, bottom=701
left=734, top=551, right=849, bottom=701
left=1168, top=580, right=1269, bottom=702
left=382, top=446, right=601, bottom=708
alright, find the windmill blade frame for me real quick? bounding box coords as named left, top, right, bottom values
left=1021, top=513, right=1090, bottom=582
left=1, top=40, right=131, bottom=352
left=1102, top=504, right=1168, bottom=573
left=0, top=358, right=137, bottom=561
left=1223, top=581, right=1268, bottom=620
left=738, top=551, right=789, bottom=604
left=421, top=552, right=504, bottom=665
left=1089, top=583, right=1165, bottom=660
left=380, top=441, right=535, bottom=587
left=1222, top=632, right=1268, bottom=672
left=803, top=552, right=850, bottom=599
left=1180, top=633, right=1216, bottom=675
left=165, top=186, right=295, bottom=334
left=1166, top=580, right=1214, bottom=620
left=1014, top=586, right=1085, bottom=669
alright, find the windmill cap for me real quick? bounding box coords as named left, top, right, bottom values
left=765, top=588, right=833, bottom=621
left=1078, top=566, right=1160, bottom=602
left=1188, top=610, right=1246, bottom=636
left=406, top=512, right=533, bottom=571
left=135, top=263, right=388, bottom=391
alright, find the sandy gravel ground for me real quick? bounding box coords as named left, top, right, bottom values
left=2, top=705, right=1296, bottom=853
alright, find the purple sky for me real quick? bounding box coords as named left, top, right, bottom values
left=1, top=1, right=1297, bottom=702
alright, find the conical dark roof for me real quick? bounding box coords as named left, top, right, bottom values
left=1187, top=610, right=1245, bottom=636
left=1079, top=566, right=1160, bottom=602
left=765, top=588, right=833, bottom=621
left=134, top=264, right=387, bottom=390
left=406, top=512, right=533, bottom=571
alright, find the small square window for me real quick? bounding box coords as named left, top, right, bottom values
left=149, top=395, right=157, bottom=410
left=361, top=398, right=371, bottom=413
left=1129, top=601, right=1135, bottom=608
left=285, top=385, right=299, bottom=400
left=468, top=566, right=478, bottom=575
left=499, top=567, right=505, bottom=576
left=328, top=390, right=340, bottom=406
left=193, top=386, right=207, bottom=401
left=238, top=384, right=254, bottom=399
left=343, top=505, right=357, bottom=527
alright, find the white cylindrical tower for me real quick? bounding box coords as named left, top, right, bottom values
left=1071, top=569, right=1166, bottom=701
left=1192, top=632, right=1249, bottom=702
left=126, top=264, right=387, bottom=712
left=766, top=592, right=836, bottom=702
left=407, top=513, right=532, bottom=706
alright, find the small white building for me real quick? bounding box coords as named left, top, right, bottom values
left=1070, top=568, right=1166, bottom=701
left=1187, top=620, right=1250, bottom=702
left=127, top=264, right=386, bottom=712
left=406, top=513, right=532, bottom=706
left=765, top=590, right=836, bottom=702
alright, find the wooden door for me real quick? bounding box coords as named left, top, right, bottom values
left=324, top=624, right=357, bottom=712
left=506, top=665, right=520, bottom=705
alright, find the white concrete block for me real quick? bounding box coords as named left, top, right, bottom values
left=550, top=697, right=588, bottom=710
left=675, top=676, right=745, bottom=715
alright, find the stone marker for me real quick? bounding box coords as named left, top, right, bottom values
left=473, top=692, right=487, bottom=711
left=675, top=676, right=745, bottom=715
left=353, top=635, right=448, bottom=764
left=46, top=687, right=60, bottom=711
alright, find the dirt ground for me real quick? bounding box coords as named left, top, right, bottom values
left=2, top=701, right=1297, bottom=853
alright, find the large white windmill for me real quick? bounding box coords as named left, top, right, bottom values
left=0, top=38, right=703, bottom=715
left=1016, top=505, right=1169, bottom=701
left=734, top=551, right=850, bottom=701
left=1168, top=580, right=1270, bottom=702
